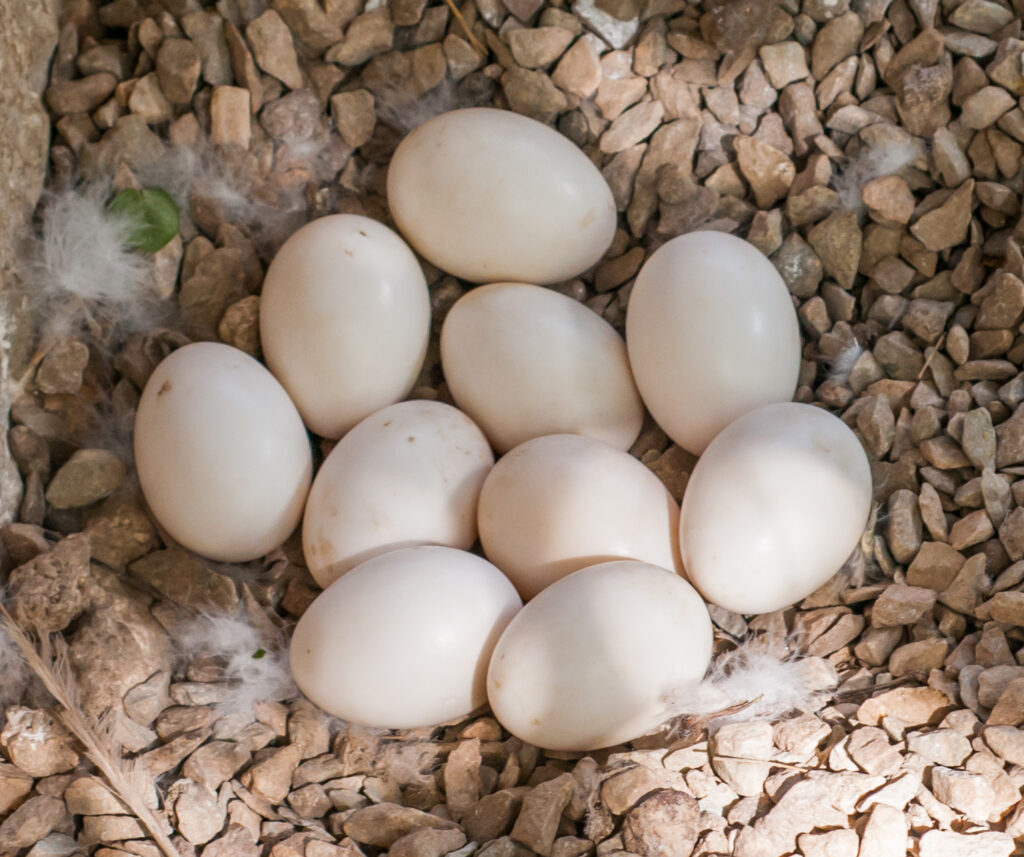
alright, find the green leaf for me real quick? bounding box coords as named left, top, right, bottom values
left=252, top=648, right=266, bottom=660
left=108, top=187, right=180, bottom=253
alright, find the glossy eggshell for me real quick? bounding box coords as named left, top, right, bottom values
left=386, top=108, right=617, bottom=285
left=680, top=402, right=873, bottom=615
left=487, top=560, right=712, bottom=751
left=302, top=400, right=494, bottom=589
left=134, top=342, right=312, bottom=562
left=441, top=284, right=644, bottom=453
left=478, top=434, right=681, bottom=600
left=259, top=214, right=430, bottom=439
left=626, top=231, right=801, bottom=454
left=291, top=546, right=522, bottom=729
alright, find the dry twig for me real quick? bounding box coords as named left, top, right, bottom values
left=443, top=0, right=487, bottom=56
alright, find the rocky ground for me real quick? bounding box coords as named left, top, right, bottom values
left=3, top=0, right=1024, bottom=855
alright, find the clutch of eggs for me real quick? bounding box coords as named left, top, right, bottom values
left=129, top=106, right=876, bottom=750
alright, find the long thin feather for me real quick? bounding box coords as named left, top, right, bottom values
left=0, top=605, right=180, bottom=857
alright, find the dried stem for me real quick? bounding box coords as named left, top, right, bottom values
left=443, top=0, right=487, bottom=56
left=0, top=605, right=180, bottom=857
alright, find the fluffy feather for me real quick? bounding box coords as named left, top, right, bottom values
left=827, top=341, right=865, bottom=384
left=0, top=604, right=180, bottom=857
left=668, top=636, right=838, bottom=729
left=833, top=137, right=920, bottom=211
left=172, top=609, right=296, bottom=715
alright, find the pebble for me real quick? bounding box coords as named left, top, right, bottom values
left=510, top=773, right=573, bottom=856
left=910, top=180, right=976, bottom=251
left=508, top=27, right=574, bottom=69
left=857, top=803, right=906, bottom=857
left=551, top=38, right=601, bottom=98
left=733, top=135, right=795, bottom=208
left=326, top=9, right=394, bottom=67
left=343, top=804, right=459, bottom=849
left=45, top=449, right=125, bottom=509
left=961, top=85, right=1016, bottom=130
left=621, top=789, right=699, bottom=857
left=759, top=42, right=810, bottom=88
left=157, top=38, right=202, bottom=104
left=210, top=85, right=251, bottom=147
left=918, top=830, right=1014, bottom=857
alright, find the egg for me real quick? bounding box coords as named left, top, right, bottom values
left=488, top=560, right=711, bottom=751
left=478, top=434, right=681, bottom=599
left=626, top=231, right=801, bottom=454
left=134, top=342, right=312, bottom=563
left=259, top=214, right=430, bottom=439
left=680, top=402, right=872, bottom=615
left=291, top=546, right=522, bottom=729
left=441, top=283, right=644, bottom=453
left=386, top=108, right=617, bottom=284
left=303, top=400, right=494, bottom=588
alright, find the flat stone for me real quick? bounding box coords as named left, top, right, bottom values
left=950, top=0, right=1014, bottom=35
left=918, top=831, right=1013, bottom=857
left=201, top=825, right=261, bottom=857
left=572, top=0, right=638, bottom=50
left=184, top=741, right=252, bottom=790
left=600, top=100, right=665, bottom=154
left=907, top=542, right=964, bottom=590
left=857, top=687, right=952, bottom=727
left=797, top=829, right=859, bottom=857
left=906, top=729, right=972, bottom=767
left=36, top=339, right=88, bottom=395
left=181, top=10, right=233, bottom=86
left=129, top=548, right=237, bottom=611
left=45, top=448, right=124, bottom=508
left=862, top=175, right=915, bottom=225
left=343, top=803, right=458, bottom=848
left=0, top=795, right=67, bottom=851
left=46, top=73, right=117, bottom=114
left=64, top=777, right=129, bottom=815
left=979, top=591, right=1024, bottom=624
left=759, top=41, right=810, bottom=88
left=388, top=827, right=468, bottom=857
left=889, top=638, right=949, bottom=677
left=911, top=180, right=975, bottom=251
left=961, top=85, right=1016, bottom=129
left=443, top=738, right=482, bottom=821
left=508, top=26, right=574, bottom=69
left=949, top=509, right=995, bottom=550
left=871, top=584, right=936, bottom=625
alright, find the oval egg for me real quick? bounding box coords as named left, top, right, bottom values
left=478, top=434, right=681, bottom=600
left=488, top=560, right=712, bottom=751
left=292, top=546, right=522, bottom=729
left=441, top=284, right=644, bottom=453
left=387, top=108, right=617, bottom=284
left=303, top=400, right=494, bottom=588
left=260, top=214, right=430, bottom=439
left=680, top=402, right=873, bottom=615
left=626, top=231, right=801, bottom=454
left=134, top=342, right=312, bottom=562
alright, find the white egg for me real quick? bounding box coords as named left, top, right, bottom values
left=292, top=546, right=522, bottom=729
left=680, top=402, right=873, bottom=615
left=386, top=108, right=617, bottom=285
left=441, top=284, right=644, bottom=453
left=488, top=560, right=712, bottom=751
left=303, top=400, right=494, bottom=589
left=259, top=214, right=430, bottom=439
left=134, top=342, right=312, bottom=563
left=478, top=435, right=681, bottom=600
left=626, top=231, right=801, bottom=454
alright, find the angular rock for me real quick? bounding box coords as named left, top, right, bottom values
left=910, top=180, right=975, bottom=251
left=511, top=773, right=573, bottom=856
left=246, top=10, right=303, bottom=89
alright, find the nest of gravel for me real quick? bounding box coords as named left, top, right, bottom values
left=3, top=0, right=1024, bottom=855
